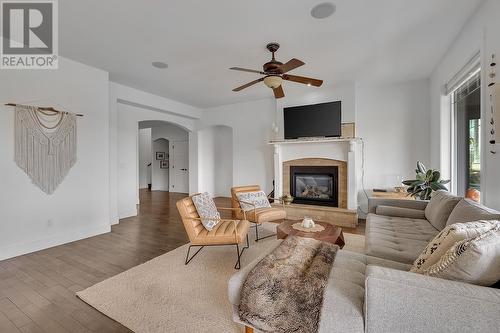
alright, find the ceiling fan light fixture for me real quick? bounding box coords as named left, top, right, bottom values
left=263, top=75, right=283, bottom=89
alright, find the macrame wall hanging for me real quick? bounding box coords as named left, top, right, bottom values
left=7, top=103, right=82, bottom=194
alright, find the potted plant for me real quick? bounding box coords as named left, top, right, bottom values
left=402, top=162, right=450, bottom=200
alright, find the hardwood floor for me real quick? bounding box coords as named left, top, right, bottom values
left=0, top=190, right=365, bottom=332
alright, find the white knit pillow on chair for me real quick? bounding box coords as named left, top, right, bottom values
left=192, top=192, right=220, bottom=231
left=236, top=191, right=271, bottom=212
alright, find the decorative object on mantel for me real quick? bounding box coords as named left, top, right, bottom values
left=271, top=122, right=280, bottom=141
left=488, top=54, right=498, bottom=154
left=403, top=161, right=450, bottom=200
left=281, top=194, right=294, bottom=205
left=6, top=103, right=81, bottom=194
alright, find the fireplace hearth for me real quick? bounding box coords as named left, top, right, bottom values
left=290, top=166, right=338, bottom=207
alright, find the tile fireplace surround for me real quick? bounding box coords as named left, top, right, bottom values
left=269, top=138, right=362, bottom=227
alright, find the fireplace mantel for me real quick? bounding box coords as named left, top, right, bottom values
left=269, top=138, right=362, bottom=211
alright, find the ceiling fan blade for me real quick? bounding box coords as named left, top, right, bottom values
left=279, top=58, right=305, bottom=73
left=232, top=77, right=264, bottom=92
left=273, top=85, right=285, bottom=99
left=283, top=74, right=323, bottom=87
left=230, top=67, right=266, bottom=75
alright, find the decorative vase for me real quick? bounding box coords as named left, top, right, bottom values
left=301, top=217, right=315, bottom=229
left=282, top=194, right=294, bottom=205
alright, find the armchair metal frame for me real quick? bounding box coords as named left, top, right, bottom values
left=185, top=233, right=250, bottom=269
left=236, top=197, right=286, bottom=242
left=177, top=199, right=251, bottom=270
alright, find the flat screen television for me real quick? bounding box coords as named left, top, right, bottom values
left=284, top=101, right=341, bottom=139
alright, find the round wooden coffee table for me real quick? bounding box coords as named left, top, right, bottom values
left=277, top=221, right=345, bottom=248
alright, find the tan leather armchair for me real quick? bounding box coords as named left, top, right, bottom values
left=176, top=195, right=250, bottom=269
left=231, top=185, right=286, bottom=241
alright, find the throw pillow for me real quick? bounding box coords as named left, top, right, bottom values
left=375, top=205, right=426, bottom=219
left=410, top=220, right=499, bottom=273
left=446, top=198, right=500, bottom=226
left=236, top=190, right=271, bottom=212
left=192, top=192, right=220, bottom=231
left=424, top=226, right=500, bottom=286
left=424, top=190, right=461, bottom=230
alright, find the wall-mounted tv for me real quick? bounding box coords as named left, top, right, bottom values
left=284, top=101, right=341, bottom=139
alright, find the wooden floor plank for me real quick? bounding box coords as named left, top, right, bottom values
left=0, top=190, right=365, bottom=332
left=0, top=298, right=32, bottom=328
left=0, top=303, right=23, bottom=332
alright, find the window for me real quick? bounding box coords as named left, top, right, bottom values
left=451, top=69, right=481, bottom=198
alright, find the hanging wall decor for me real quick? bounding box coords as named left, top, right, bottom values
left=9, top=104, right=81, bottom=194
left=488, top=54, right=497, bottom=154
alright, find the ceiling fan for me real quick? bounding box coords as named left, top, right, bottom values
left=230, top=42, right=323, bottom=99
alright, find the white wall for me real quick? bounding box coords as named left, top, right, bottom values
left=138, top=128, right=152, bottom=189
left=430, top=0, right=500, bottom=210
left=0, top=57, right=110, bottom=260
left=198, top=125, right=233, bottom=197
left=356, top=79, right=431, bottom=210
left=198, top=128, right=215, bottom=195
left=201, top=98, right=276, bottom=194
left=151, top=139, right=170, bottom=191
left=214, top=127, right=233, bottom=197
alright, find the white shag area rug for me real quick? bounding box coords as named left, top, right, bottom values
left=77, top=223, right=365, bottom=333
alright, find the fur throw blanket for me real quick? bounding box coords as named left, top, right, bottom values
left=238, top=236, right=338, bottom=333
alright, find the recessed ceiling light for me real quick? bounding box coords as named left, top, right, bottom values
left=311, top=2, right=336, bottom=19
left=152, top=61, right=168, bottom=69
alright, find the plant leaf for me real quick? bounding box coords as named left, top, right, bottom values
left=431, top=171, right=441, bottom=182
left=417, top=161, right=427, bottom=174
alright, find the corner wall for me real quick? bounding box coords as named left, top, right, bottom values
left=355, top=79, right=431, bottom=211
left=201, top=98, right=276, bottom=194
left=430, top=0, right=500, bottom=210
left=0, top=57, right=111, bottom=260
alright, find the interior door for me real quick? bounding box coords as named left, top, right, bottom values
left=171, top=141, right=189, bottom=193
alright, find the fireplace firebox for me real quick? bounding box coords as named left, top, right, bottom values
left=290, top=166, right=339, bottom=207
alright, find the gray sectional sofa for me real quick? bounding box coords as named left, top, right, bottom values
left=228, top=193, right=500, bottom=333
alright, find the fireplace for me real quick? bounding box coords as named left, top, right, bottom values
left=290, top=166, right=339, bottom=207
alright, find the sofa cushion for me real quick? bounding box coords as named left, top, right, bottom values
left=375, top=205, right=426, bottom=219
left=424, top=190, right=461, bottom=230
left=446, top=199, right=500, bottom=226
left=192, top=192, right=220, bottom=231
left=410, top=220, right=499, bottom=273
left=424, top=226, right=500, bottom=286
left=366, top=214, right=439, bottom=263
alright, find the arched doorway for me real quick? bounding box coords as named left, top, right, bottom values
left=138, top=120, right=189, bottom=194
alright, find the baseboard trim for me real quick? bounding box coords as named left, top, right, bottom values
left=0, top=224, right=111, bottom=261
left=118, top=207, right=138, bottom=220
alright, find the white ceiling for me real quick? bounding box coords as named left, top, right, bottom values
left=59, top=0, right=483, bottom=108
